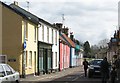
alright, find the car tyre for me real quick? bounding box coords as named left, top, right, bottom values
left=88, top=71, right=92, bottom=78
left=16, top=80, right=19, bottom=83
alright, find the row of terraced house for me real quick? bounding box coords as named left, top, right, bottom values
left=107, top=2, right=120, bottom=63
left=107, top=29, right=120, bottom=63
left=0, top=1, right=83, bottom=77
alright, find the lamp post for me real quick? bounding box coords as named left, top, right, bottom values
left=22, top=21, right=27, bottom=78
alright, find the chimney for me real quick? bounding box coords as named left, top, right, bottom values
left=54, top=23, right=63, bottom=32
left=14, top=1, right=18, bottom=5
left=70, top=32, right=74, bottom=41
left=55, top=23, right=63, bottom=28
left=62, top=27, right=69, bottom=36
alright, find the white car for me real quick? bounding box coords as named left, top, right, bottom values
left=0, top=63, right=20, bottom=83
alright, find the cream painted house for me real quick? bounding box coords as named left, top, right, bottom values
left=0, top=1, right=39, bottom=77
left=38, top=20, right=59, bottom=74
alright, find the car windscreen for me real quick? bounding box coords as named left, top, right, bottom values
left=90, top=60, right=102, bottom=65
left=0, top=65, right=5, bottom=77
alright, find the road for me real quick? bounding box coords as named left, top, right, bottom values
left=28, top=71, right=102, bottom=83
left=20, top=66, right=108, bottom=83
left=46, top=71, right=102, bottom=83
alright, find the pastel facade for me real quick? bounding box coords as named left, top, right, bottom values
left=60, top=33, right=75, bottom=68
left=59, top=34, right=70, bottom=71
left=38, top=20, right=59, bottom=74
left=0, top=2, right=39, bottom=77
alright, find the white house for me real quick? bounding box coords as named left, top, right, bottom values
left=38, top=19, right=59, bottom=74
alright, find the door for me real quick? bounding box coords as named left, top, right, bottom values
left=43, top=49, right=47, bottom=74
left=34, top=52, right=36, bottom=74
left=39, top=48, right=44, bottom=72
left=47, top=49, right=52, bottom=71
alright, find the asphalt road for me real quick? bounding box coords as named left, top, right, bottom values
left=20, top=71, right=102, bottom=83
left=20, top=66, right=113, bottom=83
left=47, top=71, right=102, bottom=83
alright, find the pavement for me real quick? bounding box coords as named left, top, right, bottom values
left=20, top=65, right=84, bottom=82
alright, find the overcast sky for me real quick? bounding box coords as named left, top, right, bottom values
left=2, top=0, right=119, bottom=45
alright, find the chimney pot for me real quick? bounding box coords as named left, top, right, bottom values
left=14, top=1, right=18, bottom=5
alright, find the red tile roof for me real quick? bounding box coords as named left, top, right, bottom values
left=61, top=33, right=75, bottom=48
left=59, top=35, right=66, bottom=43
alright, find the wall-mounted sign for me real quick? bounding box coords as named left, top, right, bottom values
left=8, top=59, right=16, bottom=62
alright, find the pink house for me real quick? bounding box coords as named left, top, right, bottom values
left=59, top=34, right=70, bottom=71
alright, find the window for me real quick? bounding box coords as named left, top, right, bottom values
left=24, top=21, right=28, bottom=39
left=42, top=25, right=44, bottom=41
left=29, top=51, right=32, bottom=67
left=47, top=27, right=49, bottom=42
left=34, top=26, right=37, bottom=41
left=25, top=51, right=27, bottom=67
left=0, top=65, right=5, bottom=77
left=55, top=31, right=57, bottom=45
left=0, top=55, right=7, bottom=63
left=55, top=52, right=57, bottom=67
left=3, top=65, right=12, bottom=75
left=52, top=29, right=54, bottom=44
left=8, top=65, right=15, bottom=74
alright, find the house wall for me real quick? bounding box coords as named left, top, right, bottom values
left=70, top=48, right=76, bottom=67
left=38, top=23, right=59, bottom=71
left=60, top=43, right=63, bottom=71
left=22, top=20, right=38, bottom=75
left=51, top=29, right=59, bottom=70
left=0, top=4, right=2, bottom=54
left=64, top=45, right=70, bottom=69
left=2, top=4, right=22, bottom=73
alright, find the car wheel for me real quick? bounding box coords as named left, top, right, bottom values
left=88, top=71, right=92, bottom=78
left=16, top=80, right=19, bottom=83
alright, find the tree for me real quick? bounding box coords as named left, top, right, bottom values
left=91, top=45, right=99, bottom=58
left=98, top=39, right=109, bottom=48
left=83, top=41, right=91, bottom=58
left=97, top=39, right=109, bottom=58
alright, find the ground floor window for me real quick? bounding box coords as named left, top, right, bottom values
left=29, top=51, right=32, bottom=67
left=55, top=52, right=57, bottom=67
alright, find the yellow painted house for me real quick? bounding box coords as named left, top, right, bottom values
left=0, top=2, right=39, bottom=77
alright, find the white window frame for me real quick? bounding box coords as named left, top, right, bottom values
left=29, top=51, right=32, bottom=68
left=42, top=25, right=44, bottom=41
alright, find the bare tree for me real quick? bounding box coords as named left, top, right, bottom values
left=98, top=39, right=109, bottom=48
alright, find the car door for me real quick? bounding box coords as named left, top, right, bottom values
left=8, top=65, right=18, bottom=81
left=2, top=64, right=15, bottom=82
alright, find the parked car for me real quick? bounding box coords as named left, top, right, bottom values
left=88, top=59, right=103, bottom=78
left=0, top=63, right=20, bottom=83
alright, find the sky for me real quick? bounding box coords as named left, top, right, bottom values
left=1, top=0, right=119, bottom=45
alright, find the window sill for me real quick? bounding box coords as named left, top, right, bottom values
left=28, top=66, right=32, bottom=69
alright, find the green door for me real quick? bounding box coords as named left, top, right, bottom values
left=39, top=49, right=43, bottom=72
left=47, top=49, right=52, bottom=71
left=43, top=49, right=47, bottom=74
